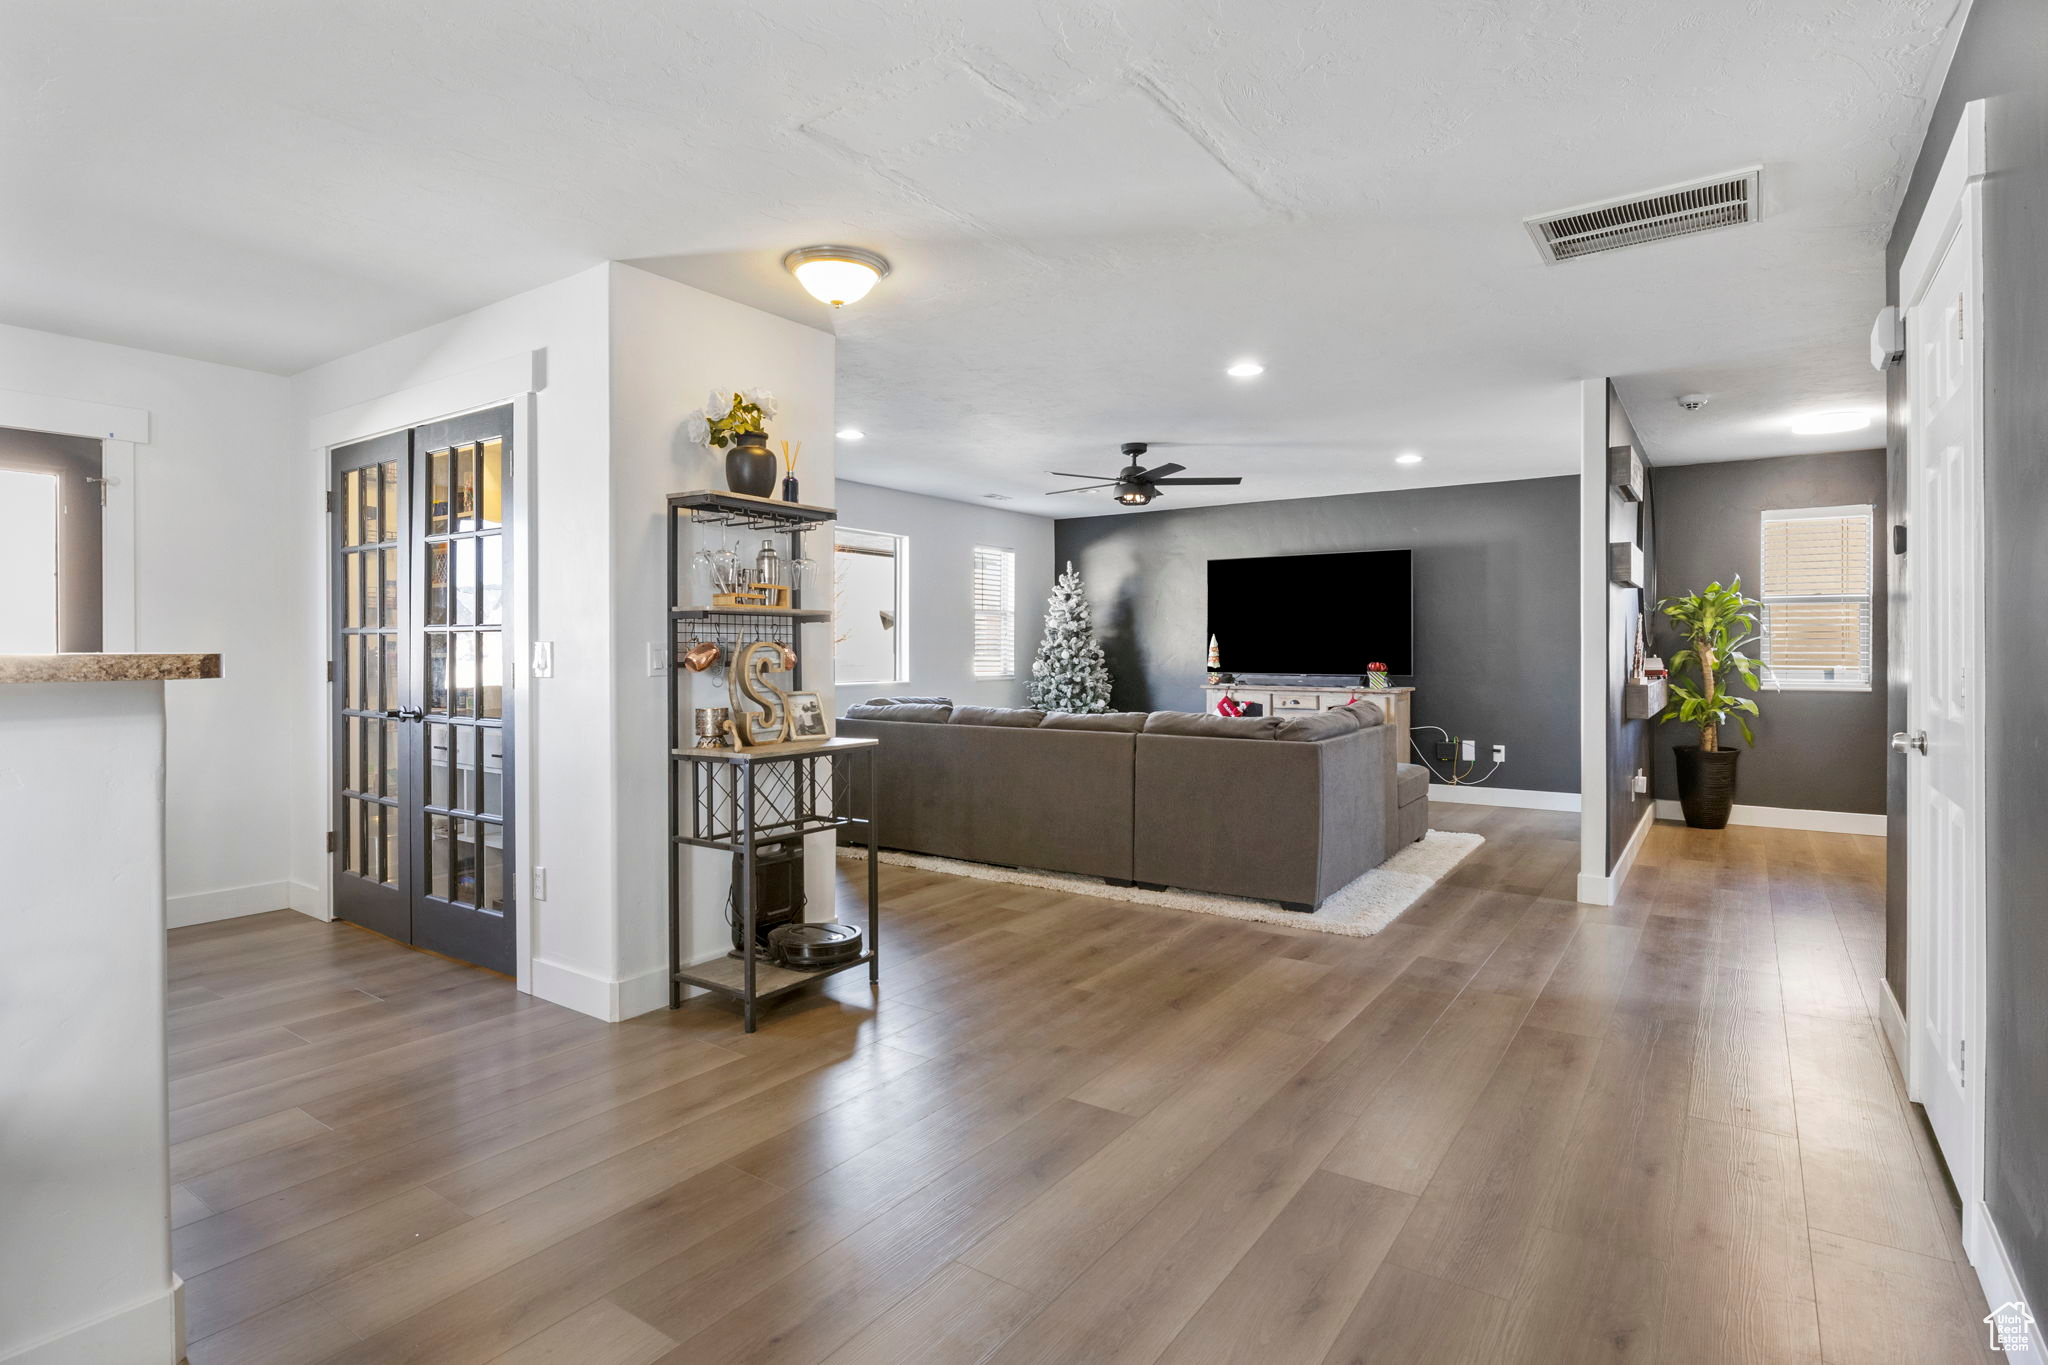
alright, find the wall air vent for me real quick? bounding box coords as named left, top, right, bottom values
left=1524, top=166, right=1762, bottom=264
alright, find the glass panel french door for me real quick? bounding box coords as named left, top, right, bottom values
left=330, top=406, right=514, bottom=974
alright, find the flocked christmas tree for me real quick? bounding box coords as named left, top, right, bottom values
left=1027, top=562, right=1114, bottom=713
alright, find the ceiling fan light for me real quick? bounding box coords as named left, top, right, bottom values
left=784, top=245, right=891, bottom=308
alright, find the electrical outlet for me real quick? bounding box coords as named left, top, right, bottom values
left=531, top=641, right=554, bottom=678
left=647, top=641, right=668, bottom=676
left=1460, top=739, right=1476, bottom=762
left=532, top=866, right=548, bottom=900
left=1632, top=769, right=1648, bottom=795
left=1492, top=743, right=1507, bottom=764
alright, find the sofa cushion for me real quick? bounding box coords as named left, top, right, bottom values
left=1329, top=701, right=1386, bottom=727
left=948, top=705, right=1047, bottom=727
left=1039, top=710, right=1148, bottom=733
left=863, top=695, right=952, bottom=706
left=1142, top=710, right=1284, bottom=739
left=1274, top=710, right=1369, bottom=742
left=842, top=702, right=953, bottom=723
left=1396, top=762, right=1428, bottom=806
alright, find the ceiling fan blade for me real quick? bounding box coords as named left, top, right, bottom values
left=1047, top=471, right=1114, bottom=480
left=1045, top=483, right=1116, bottom=494
left=1150, top=476, right=1243, bottom=486
left=1137, top=462, right=1185, bottom=480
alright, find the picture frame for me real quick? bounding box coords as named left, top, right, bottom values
left=786, top=691, right=830, bottom=741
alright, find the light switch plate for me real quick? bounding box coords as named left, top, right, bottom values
left=647, top=642, right=668, bottom=676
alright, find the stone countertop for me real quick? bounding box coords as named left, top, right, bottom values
left=0, top=653, right=223, bottom=683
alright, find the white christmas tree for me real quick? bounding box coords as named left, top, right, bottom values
left=1027, top=562, right=1114, bottom=713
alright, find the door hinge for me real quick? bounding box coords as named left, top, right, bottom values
left=326, top=659, right=334, bottom=682
left=326, top=830, right=337, bottom=854
left=1957, top=295, right=1965, bottom=341
left=1960, top=1038, right=1967, bottom=1085
left=326, top=489, right=334, bottom=513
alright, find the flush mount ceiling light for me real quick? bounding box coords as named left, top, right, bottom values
left=836, top=428, right=865, bottom=440
left=1789, top=410, right=1872, bottom=435
left=1395, top=451, right=1423, bottom=465
left=784, top=245, right=891, bottom=308
left=1225, top=360, right=1265, bottom=378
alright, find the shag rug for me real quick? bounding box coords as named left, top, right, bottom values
left=836, top=829, right=1484, bottom=938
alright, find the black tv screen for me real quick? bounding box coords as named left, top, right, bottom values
left=1207, top=550, right=1413, bottom=677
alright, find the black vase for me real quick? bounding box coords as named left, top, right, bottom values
left=724, top=432, right=777, bottom=498
left=1674, top=746, right=1740, bottom=829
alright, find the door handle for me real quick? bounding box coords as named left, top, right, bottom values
left=1891, top=730, right=1927, bottom=754
left=385, top=707, right=425, bottom=722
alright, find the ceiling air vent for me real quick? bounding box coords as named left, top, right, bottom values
left=1524, top=166, right=1762, bottom=264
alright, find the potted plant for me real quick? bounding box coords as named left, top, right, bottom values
left=1656, top=578, right=1762, bottom=829
left=686, top=388, right=780, bottom=497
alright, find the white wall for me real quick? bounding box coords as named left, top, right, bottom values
left=294, top=266, right=616, bottom=1008
left=833, top=481, right=1055, bottom=709
left=0, top=322, right=299, bottom=923
left=608, top=264, right=836, bottom=1001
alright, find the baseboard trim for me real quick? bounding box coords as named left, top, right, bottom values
left=1879, top=978, right=1909, bottom=1074
left=529, top=954, right=669, bottom=1022
left=166, top=880, right=294, bottom=929
left=286, top=879, right=329, bottom=921
left=1969, top=1201, right=2033, bottom=1353
left=1576, top=804, right=1655, bottom=907
left=0, top=1279, right=181, bottom=1364
left=1650, top=800, right=1886, bottom=836
left=1428, top=784, right=1580, bottom=812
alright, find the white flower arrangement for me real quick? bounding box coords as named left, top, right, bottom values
left=689, top=387, right=779, bottom=449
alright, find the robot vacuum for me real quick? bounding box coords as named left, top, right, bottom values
left=768, top=921, right=864, bottom=970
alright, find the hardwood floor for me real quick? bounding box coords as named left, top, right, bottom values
left=169, top=808, right=2001, bottom=1364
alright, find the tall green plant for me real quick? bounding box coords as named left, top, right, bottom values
left=1657, top=577, right=1762, bottom=752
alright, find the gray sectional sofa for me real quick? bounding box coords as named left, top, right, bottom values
left=838, top=698, right=1428, bottom=910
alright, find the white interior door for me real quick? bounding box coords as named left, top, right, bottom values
left=1900, top=122, right=1984, bottom=1232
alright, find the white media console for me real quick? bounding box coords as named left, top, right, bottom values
left=1201, top=682, right=1415, bottom=762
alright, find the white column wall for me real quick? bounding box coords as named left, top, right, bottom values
left=608, top=264, right=836, bottom=1010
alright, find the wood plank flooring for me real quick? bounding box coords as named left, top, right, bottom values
left=169, top=809, right=2001, bottom=1364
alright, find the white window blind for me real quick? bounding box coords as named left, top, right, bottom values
left=1758, top=505, right=1873, bottom=690
left=971, top=546, right=1015, bottom=679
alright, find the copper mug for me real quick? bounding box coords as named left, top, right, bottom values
left=680, top=641, right=721, bottom=673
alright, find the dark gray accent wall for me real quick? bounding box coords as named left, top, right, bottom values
left=1606, top=388, right=1655, bottom=865
left=1648, top=450, right=1888, bottom=815
left=1052, top=476, right=1580, bottom=793
left=1886, top=0, right=2048, bottom=1311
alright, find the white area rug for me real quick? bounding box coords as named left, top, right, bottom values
left=837, top=829, right=1484, bottom=938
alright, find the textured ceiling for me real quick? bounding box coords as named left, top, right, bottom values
left=1, top=1, right=1962, bottom=509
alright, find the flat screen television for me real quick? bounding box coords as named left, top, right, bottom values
left=1207, top=550, right=1413, bottom=677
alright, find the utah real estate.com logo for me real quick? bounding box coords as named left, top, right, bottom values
left=1987, top=1300, right=2036, bottom=1353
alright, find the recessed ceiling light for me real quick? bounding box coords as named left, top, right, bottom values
left=1395, top=452, right=1423, bottom=465
left=1225, top=361, right=1265, bottom=378
left=1789, top=410, right=1872, bottom=435
left=783, top=245, right=891, bottom=308
left=836, top=428, right=865, bottom=440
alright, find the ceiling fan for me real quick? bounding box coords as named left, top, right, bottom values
left=1045, top=442, right=1244, bottom=506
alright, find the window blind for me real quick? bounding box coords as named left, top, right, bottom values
left=1758, top=506, right=1873, bottom=688
left=971, top=546, right=1015, bottom=679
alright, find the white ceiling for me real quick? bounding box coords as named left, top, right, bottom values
left=2, top=1, right=1961, bottom=513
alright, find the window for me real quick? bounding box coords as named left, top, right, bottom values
left=1758, top=504, right=1873, bottom=690
left=834, top=527, right=907, bottom=685
left=971, top=546, right=1016, bottom=679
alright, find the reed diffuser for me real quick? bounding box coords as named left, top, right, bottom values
left=779, top=439, right=803, bottom=503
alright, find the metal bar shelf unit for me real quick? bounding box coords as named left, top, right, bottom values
left=666, top=490, right=881, bottom=1032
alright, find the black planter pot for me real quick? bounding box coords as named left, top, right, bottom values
left=724, top=432, right=777, bottom=498
left=1674, top=745, right=1740, bottom=829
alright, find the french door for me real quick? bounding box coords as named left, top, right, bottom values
left=331, top=406, right=515, bottom=974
